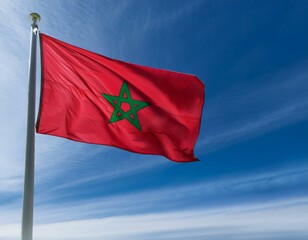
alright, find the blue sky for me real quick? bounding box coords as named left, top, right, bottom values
left=0, top=0, right=308, bottom=239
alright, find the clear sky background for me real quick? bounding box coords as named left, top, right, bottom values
left=0, top=0, right=308, bottom=239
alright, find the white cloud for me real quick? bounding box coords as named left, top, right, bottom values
left=28, top=162, right=308, bottom=223
left=0, top=1, right=34, bottom=194
left=1, top=197, right=308, bottom=240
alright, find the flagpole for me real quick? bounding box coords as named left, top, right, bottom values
left=22, top=13, right=40, bottom=240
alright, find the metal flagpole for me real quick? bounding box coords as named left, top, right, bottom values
left=22, top=13, right=40, bottom=240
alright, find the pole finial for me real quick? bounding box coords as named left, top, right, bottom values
left=29, top=13, right=41, bottom=26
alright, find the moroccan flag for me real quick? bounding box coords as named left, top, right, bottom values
left=37, top=33, right=204, bottom=162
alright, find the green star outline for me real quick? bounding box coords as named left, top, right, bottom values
left=102, top=81, right=150, bottom=131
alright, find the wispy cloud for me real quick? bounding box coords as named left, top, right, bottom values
left=29, top=162, right=308, bottom=222
left=1, top=197, right=308, bottom=240
left=198, top=61, right=308, bottom=152
left=0, top=1, right=35, bottom=195
left=1, top=160, right=307, bottom=226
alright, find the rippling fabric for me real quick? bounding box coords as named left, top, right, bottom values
left=37, top=33, right=204, bottom=162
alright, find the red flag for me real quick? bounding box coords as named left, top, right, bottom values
left=37, top=33, right=204, bottom=162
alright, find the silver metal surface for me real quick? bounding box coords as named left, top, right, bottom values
left=21, top=12, right=40, bottom=240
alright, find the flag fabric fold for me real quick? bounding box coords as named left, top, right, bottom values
left=37, top=33, right=204, bottom=162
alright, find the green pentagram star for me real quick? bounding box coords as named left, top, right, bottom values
left=102, top=81, right=150, bottom=131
